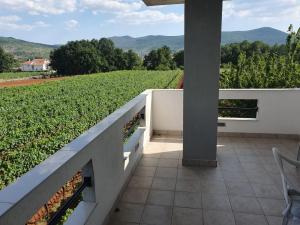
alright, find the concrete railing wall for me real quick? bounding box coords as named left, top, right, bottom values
left=0, top=90, right=153, bottom=225
left=152, top=89, right=300, bottom=136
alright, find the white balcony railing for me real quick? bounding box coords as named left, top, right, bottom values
left=0, top=90, right=153, bottom=225
left=152, top=89, right=300, bottom=138
left=1, top=89, right=300, bottom=225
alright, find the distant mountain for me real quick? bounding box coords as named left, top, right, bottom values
left=222, top=27, right=287, bottom=45
left=0, top=37, right=56, bottom=60
left=110, top=27, right=287, bottom=55
left=0, top=27, right=288, bottom=59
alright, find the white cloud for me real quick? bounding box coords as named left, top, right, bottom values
left=34, top=21, right=50, bottom=27
left=110, top=9, right=183, bottom=25
left=0, top=15, right=49, bottom=31
left=65, top=19, right=79, bottom=30
left=80, top=0, right=143, bottom=13
left=223, top=0, right=300, bottom=23
left=0, top=0, right=76, bottom=15
left=0, top=15, right=32, bottom=31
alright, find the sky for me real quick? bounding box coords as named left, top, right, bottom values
left=0, top=0, right=299, bottom=45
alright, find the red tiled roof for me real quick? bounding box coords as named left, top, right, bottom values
left=22, top=59, right=49, bottom=66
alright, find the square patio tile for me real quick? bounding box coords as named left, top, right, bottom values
left=229, top=196, right=263, bottom=214
left=121, top=188, right=149, bottom=204
left=266, top=216, right=283, bottom=225
left=201, top=180, right=227, bottom=194
left=112, top=203, right=144, bottom=223
left=155, top=167, right=178, bottom=178
left=203, top=210, right=235, bottom=225
left=177, top=168, right=200, bottom=180
left=174, top=191, right=202, bottom=209
left=251, top=184, right=282, bottom=199
left=258, top=198, right=285, bottom=216
left=160, top=151, right=181, bottom=159
left=128, top=176, right=153, bottom=189
left=147, top=190, right=174, bottom=206
left=172, top=207, right=203, bottom=225
left=176, top=178, right=201, bottom=193
left=202, top=193, right=231, bottom=211
left=134, top=166, right=157, bottom=177
left=139, top=157, right=159, bottom=167
left=234, top=212, right=268, bottom=225
left=151, top=177, right=176, bottom=191
left=158, top=158, right=179, bottom=168
left=226, top=182, right=256, bottom=197
left=141, top=205, right=172, bottom=225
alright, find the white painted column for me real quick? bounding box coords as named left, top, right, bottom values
left=183, top=0, right=223, bottom=167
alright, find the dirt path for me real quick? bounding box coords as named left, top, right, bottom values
left=0, top=77, right=65, bottom=88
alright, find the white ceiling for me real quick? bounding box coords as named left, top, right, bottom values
left=143, top=0, right=229, bottom=6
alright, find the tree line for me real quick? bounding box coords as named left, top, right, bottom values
left=220, top=25, right=300, bottom=88
left=1, top=25, right=299, bottom=89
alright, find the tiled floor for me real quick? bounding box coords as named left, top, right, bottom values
left=108, top=136, right=300, bottom=225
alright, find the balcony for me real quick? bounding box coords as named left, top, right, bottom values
left=0, top=89, right=300, bottom=225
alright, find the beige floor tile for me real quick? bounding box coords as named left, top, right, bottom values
left=174, top=191, right=202, bottom=209
left=266, top=216, right=283, bottom=225
left=151, top=177, right=176, bottom=191
left=176, top=178, right=201, bottom=193
left=177, top=168, right=200, bottom=180
left=134, top=166, right=157, bottom=177
left=160, top=151, right=181, bottom=159
left=229, top=196, right=263, bottom=214
left=251, top=184, right=282, bottom=199
left=258, top=198, right=285, bottom=216
left=112, top=203, right=144, bottom=223
left=172, top=207, right=203, bottom=225
left=121, top=188, right=149, bottom=204
left=203, top=210, right=235, bottom=225
left=226, top=182, right=255, bottom=197
left=141, top=205, right=172, bottom=225
left=147, top=190, right=174, bottom=206
left=155, top=167, right=178, bottom=178
left=128, top=176, right=153, bottom=189
left=158, top=158, right=179, bottom=168
left=202, top=193, right=231, bottom=211
left=139, top=157, right=159, bottom=167
left=201, top=180, right=227, bottom=194
left=234, top=213, right=268, bottom=225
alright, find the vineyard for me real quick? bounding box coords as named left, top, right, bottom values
left=0, top=70, right=182, bottom=189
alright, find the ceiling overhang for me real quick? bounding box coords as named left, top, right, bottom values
left=143, top=0, right=184, bottom=6
left=143, top=0, right=229, bottom=6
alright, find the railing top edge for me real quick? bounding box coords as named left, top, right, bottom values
left=150, top=88, right=300, bottom=91
left=219, top=88, right=300, bottom=91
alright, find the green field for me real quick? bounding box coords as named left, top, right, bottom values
left=0, top=71, right=42, bottom=80
left=0, top=70, right=182, bottom=189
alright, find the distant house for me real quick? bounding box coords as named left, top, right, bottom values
left=21, top=59, right=50, bottom=72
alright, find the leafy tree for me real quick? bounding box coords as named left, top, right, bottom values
left=173, top=50, right=184, bottom=69
left=124, top=50, right=142, bottom=70
left=286, top=24, right=300, bottom=64
left=143, top=46, right=176, bottom=70
left=50, top=38, right=143, bottom=75
left=50, top=40, right=104, bottom=75
left=0, top=47, right=17, bottom=72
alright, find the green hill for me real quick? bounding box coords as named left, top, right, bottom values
left=110, top=27, right=287, bottom=55
left=0, top=37, right=56, bottom=60
left=0, top=27, right=288, bottom=59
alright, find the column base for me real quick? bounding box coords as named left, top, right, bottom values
left=182, top=158, right=217, bottom=167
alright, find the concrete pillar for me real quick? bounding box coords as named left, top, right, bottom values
left=183, top=0, right=223, bottom=167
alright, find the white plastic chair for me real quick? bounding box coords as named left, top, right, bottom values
left=273, top=147, right=300, bottom=225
